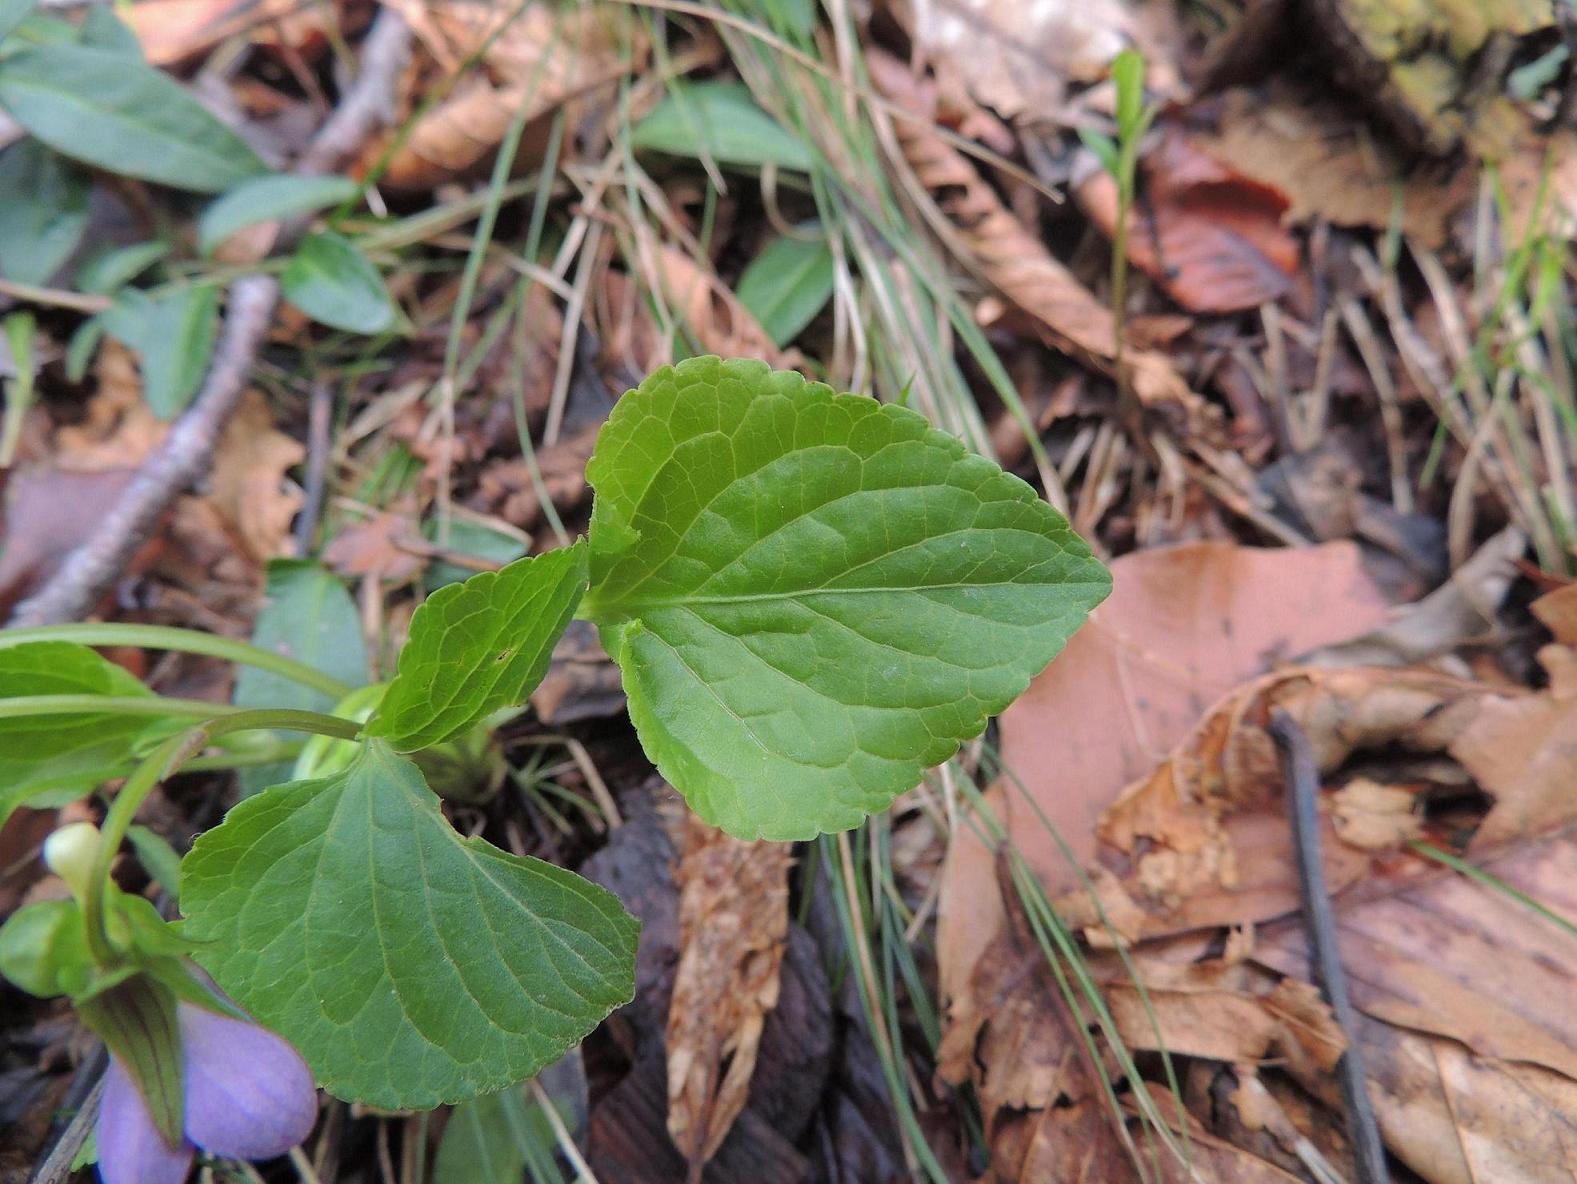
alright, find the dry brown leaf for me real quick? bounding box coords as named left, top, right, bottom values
left=866, top=49, right=1207, bottom=430
left=375, top=3, right=625, bottom=189
left=1075, top=131, right=1300, bottom=314
left=938, top=542, right=1390, bottom=1046
left=1532, top=582, right=1577, bottom=646
left=206, top=391, right=304, bottom=565
left=898, top=0, right=1142, bottom=120
left=54, top=340, right=167, bottom=472
left=937, top=910, right=1140, bottom=1183
left=125, top=0, right=326, bottom=66
left=1196, top=83, right=1474, bottom=247
left=665, top=816, right=792, bottom=1170
left=651, top=245, right=794, bottom=368
left=1450, top=643, right=1577, bottom=848
left=322, top=511, right=426, bottom=582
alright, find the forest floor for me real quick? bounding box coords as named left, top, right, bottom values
left=3, top=0, right=1577, bottom=1181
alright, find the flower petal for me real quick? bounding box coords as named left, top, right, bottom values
left=179, top=1004, right=318, bottom=1160
left=97, top=1054, right=195, bottom=1184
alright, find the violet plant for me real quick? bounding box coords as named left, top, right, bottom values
left=0, top=356, right=1110, bottom=1174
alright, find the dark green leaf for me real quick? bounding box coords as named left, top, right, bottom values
left=78, top=241, right=169, bottom=296
left=64, top=314, right=103, bottom=381
left=735, top=230, right=834, bottom=347
left=102, top=284, right=219, bottom=418
left=0, top=138, right=89, bottom=286
left=369, top=542, right=586, bottom=751
left=0, top=642, right=176, bottom=826
left=434, top=1083, right=554, bottom=1184
left=198, top=174, right=358, bottom=255
left=126, top=825, right=184, bottom=903
left=234, top=559, right=367, bottom=796
left=280, top=231, right=394, bottom=334
left=78, top=6, right=141, bottom=56
left=582, top=357, right=1111, bottom=840
left=181, top=742, right=638, bottom=1108
left=631, top=82, right=812, bottom=172
left=0, top=44, right=266, bottom=192
left=0, top=899, right=92, bottom=997
left=421, top=514, right=528, bottom=592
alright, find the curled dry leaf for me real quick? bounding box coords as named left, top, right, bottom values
left=893, top=0, right=1156, bottom=121
left=866, top=51, right=1208, bottom=431
left=206, top=391, right=304, bottom=565
left=375, top=2, right=627, bottom=189
left=1532, top=581, right=1577, bottom=647
left=665, top=815, right=792, bottom=1170
left=125, top=0, right=327, bottom=66
left=1195, top=83, right=1474, bottom=248
left=1074, top=130, right=1300, bottom=314
left=648, top=244, right=796, bottom=368
left=937, top=542, right=1391, bottom=1181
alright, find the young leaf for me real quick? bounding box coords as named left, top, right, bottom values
left=198, top=174, right=359, bottom=256
left=0, top=642, right=175, bottom=826
left=735, top=230, right=835, bottom=348
left=369, top=543, right=587, bottom=752
left=582, top=357, right=1111, bottom=840
left=234, top=559, right=367, bottom=796
left=631, top=82, right=812, bottom=172
left=0, top=138, right=89, bottom=286
left=77, top=241, right=169, bottom=296
left=1111, top=48, right=1146, bottom=140
left=181, top=741, right=638, bottom=1108
left=280, top=231, right=395, bottom=334
left=102, top=284, right=219, bottom=418
left=0, top=45, right=267, bottom=192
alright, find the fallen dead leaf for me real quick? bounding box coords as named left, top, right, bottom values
left=375, top=2, right=627, bottom=189
left=1076, top=130, right=1300, bottom=313
left=124, top=0, right=327, bottom=66
left=893, top=0, right=1170, bottom=122
left=665, top=816, right=792, bottom=1172
left=322, top=511, right=426, bottom=583
left=1195, top=82, right=1474, bottom=248
left=648, top=244, right=795, bottom=368
left=1533, top=582, right=1577, bottom=646
left=206, top=391, right=304, bottom=565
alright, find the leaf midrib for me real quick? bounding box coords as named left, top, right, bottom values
left=597, top=576, right=1104, bottom=616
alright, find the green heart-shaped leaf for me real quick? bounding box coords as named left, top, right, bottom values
left=581, top=356, right=1111, bottom=840
left=180, top=741, right=637, bottom=1108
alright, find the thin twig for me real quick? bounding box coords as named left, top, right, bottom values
left=1267, top=709, right=1390, bottom=1184
left=294, top=379, right=334, bottom=557
left=11, top=274, right=280, bottom=625
left=7, top=8, right=411, bottom=627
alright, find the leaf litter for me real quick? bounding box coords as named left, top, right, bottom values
left=3, top=0, right=1577, bottom=1179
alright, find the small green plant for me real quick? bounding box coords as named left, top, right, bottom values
left=0, top=357, right=1110, bottom=1176
left=0, top=3, right=394, bottom=416
left=1079, top=49, right=1158, bottom=423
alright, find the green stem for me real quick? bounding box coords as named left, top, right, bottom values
left=85, top=708, right=364, bottom=965
left=0, top=696, right=243, bottom=722
left=0, top=624, right=356, bottom=702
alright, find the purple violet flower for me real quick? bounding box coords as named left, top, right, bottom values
left=96, top=1001, right=318, bottom=1184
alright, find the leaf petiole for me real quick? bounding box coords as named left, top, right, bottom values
left=0, top=623, right=357, bottom=701
left=83, top=708, right=364, bottom=966
left=0, top=695, right=244, bottom=722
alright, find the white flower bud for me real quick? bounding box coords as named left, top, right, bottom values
left=42, top=822, right=102, bottom=904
